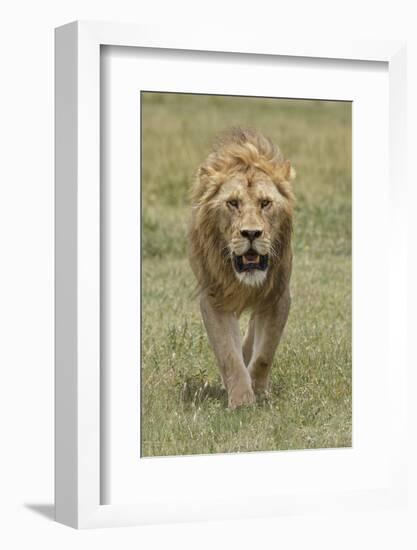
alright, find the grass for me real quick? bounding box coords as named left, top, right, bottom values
left=141, top=92, right=352, bottom=457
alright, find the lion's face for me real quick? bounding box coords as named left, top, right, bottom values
left=215, top=170, right=287, bottom=287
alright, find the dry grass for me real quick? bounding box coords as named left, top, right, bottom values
left=141, top=92, right=351, bottom=457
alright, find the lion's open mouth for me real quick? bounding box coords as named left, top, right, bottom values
left=233, top=250, right=268, bottom=273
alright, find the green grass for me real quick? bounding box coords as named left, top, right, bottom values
left=141, top=92, right=352, bottom=457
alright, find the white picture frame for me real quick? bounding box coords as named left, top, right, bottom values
left=55, top=21, right=407, bottom=529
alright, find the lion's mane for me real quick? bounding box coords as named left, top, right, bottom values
left=188, top=128, right=295, bottom=314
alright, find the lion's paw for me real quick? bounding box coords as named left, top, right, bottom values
left=228, top=384, right=256, bottom=410
left=250, top=376, right=270, bottom=396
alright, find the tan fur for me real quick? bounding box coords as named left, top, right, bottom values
left=187, top=128, right=295, bottom=408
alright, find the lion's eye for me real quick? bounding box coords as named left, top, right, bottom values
left=227, top=200, right=239, bottom=209
left=261, top=200, right=271, bottom=209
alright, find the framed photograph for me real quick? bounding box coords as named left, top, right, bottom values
left=55, top=21, right=407, bottom=528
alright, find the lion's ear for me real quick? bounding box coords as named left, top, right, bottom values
left=198, top=165, right=210, bottom=179
left=198, top=160, right=216, bottom=179
left=281, top=160, right=296, bottom=182
left=192, top=163, right=220, bottom=205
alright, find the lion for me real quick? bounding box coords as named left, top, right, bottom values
left=187, top=127, right=295, bottom=409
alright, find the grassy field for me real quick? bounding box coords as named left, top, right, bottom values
left=141, top=92, right=352, bottom=457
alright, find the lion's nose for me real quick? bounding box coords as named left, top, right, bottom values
left=240, top=229, right=263, bottom=241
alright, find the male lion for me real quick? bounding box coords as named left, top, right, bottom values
left=188, top=128, right=295, bottom=409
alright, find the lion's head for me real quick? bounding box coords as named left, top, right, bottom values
left=188, top=128, right=295, bottom=310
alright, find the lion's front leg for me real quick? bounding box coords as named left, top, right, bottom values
left=242, top=316, right=255, bottom=366
left=200, top=294, right=255, bottom=409
left=248, top=289, right=291, bottom=395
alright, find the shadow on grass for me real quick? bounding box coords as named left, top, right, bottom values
left=180, top=375, right=284, bottom=409
left=180, top=377, right=228, bottom=407
left=269, top=380, right=285, bottom=399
